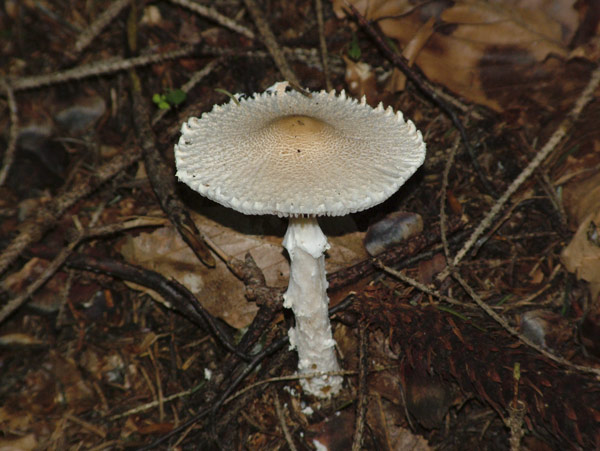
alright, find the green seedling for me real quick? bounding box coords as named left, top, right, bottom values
left=348, top=31, right=361, bottom=61
left=152, top=88, right=186, bottom=110
left=214, top=88, right=240, bottom=106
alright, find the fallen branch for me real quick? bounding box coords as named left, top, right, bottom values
left=0, top=217, right=165, bottom=323
left=0, top=147, right=142, bottom=276
left=128, top=7, right=215, bottom=268
left=439, top=63, right=600, bottom=279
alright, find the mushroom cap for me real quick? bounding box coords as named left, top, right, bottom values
left=175, top=82, right=426, bottom=217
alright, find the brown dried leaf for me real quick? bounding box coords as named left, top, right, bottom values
left=0, top=433, right=37, bottom=451
left=559, top=150, right=600, bottom=302
left=367, top=393, right=433, bottom=451
left=561, top=209, right=600, bottom=301
left=337, top=0, right=577, bottom=112
left=119, top=223, right=260, bottom=329
left=343, top=56, right=379, bottom=104
left=119, top=209, right=367, bottom=328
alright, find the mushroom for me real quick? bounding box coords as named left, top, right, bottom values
left=174, top=82, right=426, bottom=398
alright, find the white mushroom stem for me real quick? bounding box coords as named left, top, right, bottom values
left=282, top=216, right=343, bottom=398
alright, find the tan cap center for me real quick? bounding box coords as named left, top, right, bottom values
left=270, top=115, right=326, bottom=135
left=267, top=115, right=333, bottom=158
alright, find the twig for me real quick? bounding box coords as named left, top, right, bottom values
left=0, top=218, right=164, bottom=323
left=452, top=271, right=600, bottom=377
left=469, top=192, right=529, bottom=257
left=168, top=0, right=255, bottom=40
left=380, top=255, right=600, bottom=376
left=242, top=0, right=306, bottom=94
left=66, top=253, right=249, bottom=361
left=0, top=148, right=142, bottom=276
left=151, top=59, right=221, bottom=126
left=315, top=0, right=332, bottom=91
left=328, top=218, right=465, bottom=292
left=108, top=384, right=200, bottom=420
left=73, top=0, right=132, bottom=54
left=0, top=79, right=19, bottom=186
left=505, top=264, right=562, bottom=309
left=64, top=412, right=106, bottom=438
left=6, top=45, right=196, bottom=91
left=274, top=392, right=298, bottom=451
left=127, top=10, right=215, bottom=268
left=347, top=3, right=497, bottom=197
left=440, top=135, right=461, bottom=264
left=438, top=64, right=600, bottom=280
left=376, top=262, right=467, bottom=306
left=352, top=322, right=369, bottom=451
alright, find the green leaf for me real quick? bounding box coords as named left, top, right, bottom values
left=165, top=89, right=186, bottom=106
left=152, top=93, right=163, bottom=105
left=158, top=100, right=171, bottom=110
left=348, top=32, right=361, bottom=61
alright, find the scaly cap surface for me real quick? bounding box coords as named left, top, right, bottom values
left=175, top=82, right=426, bottom=217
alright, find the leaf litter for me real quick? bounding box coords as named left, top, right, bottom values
left=0, top=0, right=599, bottom=449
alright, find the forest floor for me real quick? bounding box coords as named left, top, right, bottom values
left=1, top=0, right=600, bottom=450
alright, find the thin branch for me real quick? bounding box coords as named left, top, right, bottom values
left=66, top=253, right=248, bottom=360
left=274, top=392, right=298, bottom=451
left=0, top=218, right=165, bottom=323
left=438, top=63, right=600, bottom=280
left=315, top=0, right=332, bottom=91
left=242, top=0, right=306, bottom=94
left=73, top=0, right=132, bottom=54
left=352, top=322, right=369, bottom=451
left=347, top=3, right=497, bottom=197
left=452, top=271, right=600, bottom=377
left=128, top=10, right=215, bottom=268
left=376, top=262, right=467, bottom=306
left=6, top=46, right=196, bottom=91
left=0, top=147, right=142, bottom=276
left=168, top=0, right=255, bottom=39
left=0, top=79, right=19, bottom=186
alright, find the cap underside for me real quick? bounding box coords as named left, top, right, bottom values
left=175, top=86, right=426, bottom=217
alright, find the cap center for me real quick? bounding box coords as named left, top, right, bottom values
left=269, top=115, right=327, bottom=137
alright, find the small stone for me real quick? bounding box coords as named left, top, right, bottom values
left=520, top=310, right=573, bottom=352
left=55, top=95, right=106, bottom=133
left=364, top=211, right=423, bottom=256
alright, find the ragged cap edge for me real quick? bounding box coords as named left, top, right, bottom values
left=175, top=82, right=426, bottom=217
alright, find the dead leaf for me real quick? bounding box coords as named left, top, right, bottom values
left=118, top=208, right=367, bottom=328
left=561, top=209, right=600, bottom=301
left=119, top=224, right=259, bottom=329
left=367, top=393, right=433, bottom=451
left=559, top=151, right=600, bottom=302
left=0, top=433, right=37, bottom=451
left=336, top=0, right=578, bottom=112
left=343, top=56, right=379, bottom=104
